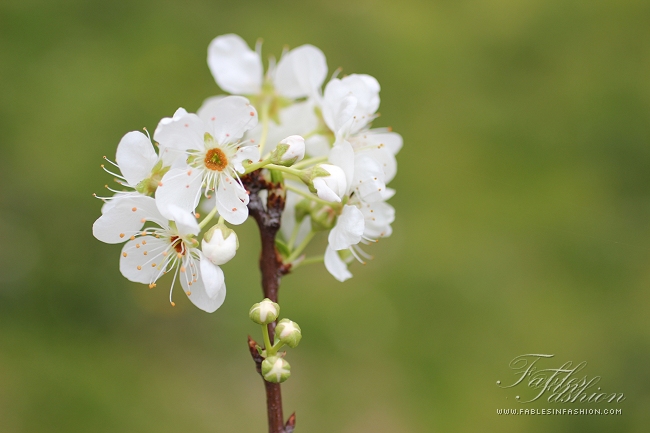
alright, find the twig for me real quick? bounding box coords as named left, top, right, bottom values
left=243, top=170, right=294, bottom=433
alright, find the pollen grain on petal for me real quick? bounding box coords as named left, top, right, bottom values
left=137, top=266, right=142, bottom=270
left=122, top=252, right=127, bottom=257
left=131, top=207, right=137, bottom=212
left=186, top=291, right=191, bottom=296
left=119, top=233, right=125, bottom=238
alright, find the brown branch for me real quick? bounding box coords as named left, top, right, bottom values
left=243, top=171, right=294, bottom=433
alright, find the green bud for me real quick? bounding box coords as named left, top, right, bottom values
left=275, top=318, right=302, bottom=348
left=295, top=199, right=337, bottom=231
left=249, top=298, right=280, bottom=325
left=262, top=356, right=291, bottom=383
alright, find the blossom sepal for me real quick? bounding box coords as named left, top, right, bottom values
left=275, top=318, right=302, bottom=348
left=261, top=356, right=291, bottom=383
left=295, top=199, right=337, bottom=231
left=134, top=160, right=170, bottom=196
left=249, top=298, right=281, bottom=325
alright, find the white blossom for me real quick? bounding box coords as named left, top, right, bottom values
left=153, top=97, right=258, bottom=225
left=92, top=196, right=226, bottom=312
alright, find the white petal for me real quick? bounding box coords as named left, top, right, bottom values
left=322, top=88, right=356, bottom=137
left=363, top=147, right=397, bottom=184
left=100, top=191, right=140, bottom=214
left=274, top=44, right=327, bottom=99
left=119, top=236, right=170, bottom=284
left=154, top=108, right=205, bottom=152
left=207, top=34, right=263, bottom=95
left=155, top=168, right=203, bottom=220
left=200, top=96, right=258, bottom=144
left=165, top=205, right=200, bottom=237
left=197, top=95, right=226, bottom=123
left=181, top=252, right=226, bottom=313
left=360, top=201, right=395, bottom=239
left=323, top=75, right=380, bottom=135
left=198, top=253, right=225, bottom=298
left=115, top=131, right=158, bottom=186
left=324, top=246, right=352, bottom=282
left=231, top=145, right=260, bottom=173
left=328, top=205, right=364, bottom=250
left=366, top=130, right=403, bottom=155
left=215, top=175, right=249, bottom=225
left=93, top=196, right=166, bottom=244
left=328, top=139, right=355, bottom=191
left=352, top=154, right=386, bottom=203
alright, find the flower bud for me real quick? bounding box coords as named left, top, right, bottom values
left=275, top=318, right=302, bottom=348
left=202, top=223, right=238, bottom=265
left=301, top=164, right=347, bottom=203
left=249, top=298, right=280, bottom=325
left=261, top=356, right=291, bottom=383
left=270, top=135, right=305, bottom=166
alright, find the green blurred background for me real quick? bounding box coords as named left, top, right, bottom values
left=1, top=0, right=649, bottom=431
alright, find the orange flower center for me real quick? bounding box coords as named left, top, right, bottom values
left=204, top=148, right=228, bottom=171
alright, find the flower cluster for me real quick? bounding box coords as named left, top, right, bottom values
left=93, top=34, right=400, bottom=311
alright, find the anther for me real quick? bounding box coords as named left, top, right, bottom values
left=151, top=263, right=156, bottom=267
left=131, top=207, right=137, bottom=212
left=119, top=233, right=125, bottom=238
left=142, top=240, right=146, bottom=245
left=122, top=252, right=127, bottom=257
left=137, top=266, right=142, bottom=270
left=180, top=266, right=186, bottom=272
left=136, top=244, right=141, bottom=248
left=171, top=302, right=176, bottom=307
left=143, top=251, right=148, bottom=255
left=186, top=291, right=191, bottom=296
left=130, top=236, right=136, bottom=240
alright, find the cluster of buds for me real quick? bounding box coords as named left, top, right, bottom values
left=250, top=299, right=302, bottom=383
left=92, top=33, right=400, bottom=312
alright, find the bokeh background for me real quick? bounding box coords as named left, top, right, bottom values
left=1, top=0, right=649, bottom=431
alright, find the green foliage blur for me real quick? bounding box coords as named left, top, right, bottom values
left=1, top=0, right=649, bottom=431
